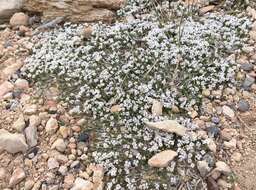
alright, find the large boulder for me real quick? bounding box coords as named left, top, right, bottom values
left=23, top=0, right=126, bottom=23
left=0, top=0, right=24, bottom=24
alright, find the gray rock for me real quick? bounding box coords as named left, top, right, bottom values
left=238, top=99, right=250, bottom=112
left=242, top=76, right=255, bottom=89
left=24, top=126, right=38, bottom=147
left=240, top=63, right=254, bottom=71
left=0, top=129, right=28, bottom=154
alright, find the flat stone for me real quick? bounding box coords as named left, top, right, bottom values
left=9, top=168, right=26, bottom=187
left=0, top=129, right=28, bottom=154
left=240, top=63, right=254, bottom=71
left=0, top=81, right=14, bottom=99
left=12, top=114, right=26, bottom=132
left=24, top=126, right=38, bottom=147
left=222, top=105, right=235, bottom=119
left=148, top=150, right=177, bottom=168
left=0, top=0, right=24, bottom=23
left=145, top=120, right=186, bottom=136
left=71, top=177, right=93, bottom=190
left=45, top=117, right=59, bottom=134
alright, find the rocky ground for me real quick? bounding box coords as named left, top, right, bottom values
left=0, top=1, right=256, bottom=190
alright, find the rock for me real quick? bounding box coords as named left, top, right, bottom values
left=0, top=0, right=24, bottom=23
left=211, top=116, right=220, bottom=124
left=202, top=89, right=211, bottom=97
left=24, top=126, right=38, bottom=147
left=217, top=179, right=231, bottom=189
left=9, top=168, right=26, bottom=187
left=242, top=76, right=255, bottom=89
left=237, top=99, right=250, bottom=112
left=222, top=105, right=235, bottom=119
left=47, top=158, right=59, bottom=170
left=224, top=138, right=237, bottom=149
left=10, top=12, right=29, bottom=27
left=0, top=129, right=28, bottom=154
left=24, top=179, right=35, bottom=190
left=221, top=128, right=236, bottom=141
left=12, top=114, right=26, bottom=132
left=207, top=126, right=220, bottom=138
left=206, top=177, right=219, bottom=190
left=71, top=177, right=93, bottom=190
left=199, top=5, right=215, bottom=14
left=231, top=152, right=242, bottom=162
left=145, top=120, right=186, bottom=136
left=215, top=161, right=231, bottom=175
left=45, top=117, right=59, bottom=134
left=59, top=126, right=71, bottom=139
left=0, top=167, right=7, bottom=180
left=2, top=59, right=23, bottom=79
left=58, top=165, right=68, bottom=176
left=240, top=63, right=254, bottom=71
left=14, top=78, right=29, bottom=89
left=32, top=181, right=42, bottom=190
left=29, top=115, right=41, bottom=128
left=151, top=100, right=163, bottom=116
left=247, top=7, right=256, bottom=20
left=197, top=160, right=210, bottom=177
left=92, top=165, right=104, bottom=183
left=64, top=174, right=75, bottom=189
left=0, top=81, right=14, bottom=99
left=51, top=139, right=66, bottom=152
left=148, top=150, right=177, bottom=168
left=23, top=0, right=125, bottom=23
left=70, top=160, right=80, bottom=169
left=206, top=138, right=217, bottom=153
left=24, top=104, right=38, bottom=115
left=110, top=105, right=122, bottom=113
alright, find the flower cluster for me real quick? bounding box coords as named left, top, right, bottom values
left=23, top=0, right=251, bottom=189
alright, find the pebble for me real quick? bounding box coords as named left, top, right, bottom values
left=237, top=99, right=250, bottom=112
left=206, top=138, right=217, bottom=153
left=24, top=179, right=35, bottom=190
left=242, top=76, right=255, bottom=89
left=215, top=161, right=231, bottom=175
left=151, top=100, right=163, bottom=116
left=9, top=168, right=26, bottom=187
left=224, top=138, right=237, bottom=150
left=32, top=181, right=42, bottom=190
left=10, top=12, right=29, bottom=27
left=64, top=174, right=75, bottom=189
left=0, top=81, right=14, bottom=98
left=145, top=120, right=186, bottom=136
left=59, top=126, right=71, bottom=138
left=0, top=167, right=7, bottom=180
left=0, top=129, right=28, bottom=154
left=58, top=165, right=68, bottom=176
left=197, top=160, right=210, bottom=177
left=45, top=117, right=59, bottom=134
left=70, top=160, right=80, bottom=169
left=12, top=114, right=26, bottom=132
left=222, top=105, right=235, bottom=119
left=14, top=78, right=29, bottom=89
left=25, top=126, right=38, bottom=147
left=24, top=104, right=38, bottom=115
left=70, top=177, right=93, bottom=190
left=77, top=132, right=89, bottom=143
left=51, top=138, right=66, bottom=152
left=47, top=158, right=59, bottom=170
left=148, top=150, right=177, bottom=168
left=211, top=116, right=220, bottom=124
left=232, top=152, right=242, bottom=162
left=29, top=115, right=41, bottom=128
left=240, top=63, right=254, bottom=71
